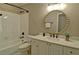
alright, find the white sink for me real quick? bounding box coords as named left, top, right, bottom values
left=33, top=34, right=79, bottom=45
left=45, top=36, right=78, bottom=43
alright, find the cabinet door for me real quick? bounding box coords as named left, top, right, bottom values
left=31, top=39, right=39, bottom=55
left=74, top=49, right=79, bottom=55
left=39, top=41, right=48, bottom=55
left=54, top=44, right=63, bottom=55
left=49, top=43, right=63, bottom=55
left=63, top=47, right=79, bottom=55
left=48, top=43, right=55, bottom=55
left=31, top=39, right=49, bottom=55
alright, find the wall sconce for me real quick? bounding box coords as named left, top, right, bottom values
left=47, top=3, right=67, bottom=11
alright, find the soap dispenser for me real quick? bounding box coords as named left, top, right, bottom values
left=43, top=33, right=45, bottom=37
left=65, top=32, right=70, bottom=41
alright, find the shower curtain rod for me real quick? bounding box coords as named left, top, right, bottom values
left=4, top=3, right=29, bottom=12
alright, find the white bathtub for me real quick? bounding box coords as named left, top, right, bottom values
left=0, top=39, right=22, bottom=55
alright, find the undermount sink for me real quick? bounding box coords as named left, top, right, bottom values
left=36, top=35, right=79, bottom=44
left=45, top=36, right=77, bottom=43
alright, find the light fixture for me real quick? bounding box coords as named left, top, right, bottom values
left=47, top=3, right=67, bottom=11
left=3, top=16, right=8, bottom=19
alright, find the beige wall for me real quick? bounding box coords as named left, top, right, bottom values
left=0, top=4, right=23, bottom=14
left=22, top=3, right=79, bottom=36
left=61, top=3, right=79, bottom=36
left=0, top=3, right=79, bottom=36
left=23, top=4, right=48, bottom=35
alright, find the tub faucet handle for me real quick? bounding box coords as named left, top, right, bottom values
left=20, top=36, right=24, bottom=39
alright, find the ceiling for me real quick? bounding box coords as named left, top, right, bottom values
left=0, top=3, right=29, bottom=14
left=9, top=3, right=28, bottom=7
left=0, top=3, right=28, bottom=8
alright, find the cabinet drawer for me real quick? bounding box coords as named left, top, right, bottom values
left=63, top=47, right=79, bottom=55
left=31, top=39, right=48, bottom=45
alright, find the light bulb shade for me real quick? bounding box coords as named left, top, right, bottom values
left=47, top=3, right=67, bottom=11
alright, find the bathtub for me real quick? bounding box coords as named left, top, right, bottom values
left=0, top=39, right=22, bottom=55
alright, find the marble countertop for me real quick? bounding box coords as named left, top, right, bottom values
left=28, top=35, right=79, bottom=49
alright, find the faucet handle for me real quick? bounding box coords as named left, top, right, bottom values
left=56, top=33, right=59, bottom=38
left=56, top=34, right=58, bottom=38
left=49, top=33, right=52, bottom=37
left=53, top=33, right=55, bottom=38
left=19, top=36, right=24, bottom=39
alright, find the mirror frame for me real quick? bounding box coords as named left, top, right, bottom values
left=43, top=10, right=70, bottom=34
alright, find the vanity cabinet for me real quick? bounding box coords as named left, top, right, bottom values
left=38, top=41, right=48, bottom=55
left=31, top=39, right=63, bottom=55
left=31, top=39, right=39, bottom=55
left=48, top=43, right=63, bottom=55
left=30, top=37, right=79, bottom=55
left=63, top=47, right=79, bottom=55
left=31, top=39, right=48, bottom=55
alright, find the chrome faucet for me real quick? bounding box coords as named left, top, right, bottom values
left=48, top=33, right=58, bottom=38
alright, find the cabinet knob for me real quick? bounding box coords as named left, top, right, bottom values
left=70, top=51, right=72, bottom=54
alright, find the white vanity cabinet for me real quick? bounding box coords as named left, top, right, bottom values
left=31, top=39, right=48, bottom=55
left=31, top=39, right=63, bottom=55
left=31, top=39, right=39, bottom=55
left=29, top=35, right=79, bottom=55
left=48, top=43, right=63, bottom=55
left=38, top=41, right=48, bottom=55
left=63, top=47, right=79, bottom=55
